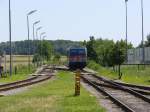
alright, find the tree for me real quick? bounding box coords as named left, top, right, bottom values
left=86, top=37, right=133, bottom=67
left=138, top=33, right=150, bottom=47
left=0, top=40, right=82, bottom=55
left=86, top=36, right=98, bottom=62
left=145, top=34, right=150, bottom=47
left=32, top=54, right=41, bottom=66
left=36, top=40, right=53, bottom=62
left=111, top=40, right=133, bottom=79
left=0, top=49, right=3, bottom=56
left=94, top=38, right=115, bottom=66
left=53, top=53, right=61, bottom=64
left=82, top=40, right=86, bottom=47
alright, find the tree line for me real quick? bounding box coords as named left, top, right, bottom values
left=0, top=40, right=81, bottom=56
left=85, top=36, right=133, bottom=67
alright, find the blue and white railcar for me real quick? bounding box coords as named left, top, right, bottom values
left=68, top=48, right=87, bottom=70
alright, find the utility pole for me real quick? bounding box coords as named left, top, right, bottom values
left=141, top=0, right=145, bottom=64
left=125, top=0, right=128, bottom=63
left=9, top=0, right=12, bottom=76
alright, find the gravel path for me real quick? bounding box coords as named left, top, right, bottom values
left=81, top=81, right=125, bottom=112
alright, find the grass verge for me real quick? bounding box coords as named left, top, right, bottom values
left=0, top=65, right=36, bottom=83
left=87, top=61, right=150, bottom=86
left=0, top=71, right=105, bottom=112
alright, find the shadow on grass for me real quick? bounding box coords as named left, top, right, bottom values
left=65, top=94, right=80, bottom=98
left=145, top=80, right=150, bottom=83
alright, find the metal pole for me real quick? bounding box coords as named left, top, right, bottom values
left=27, top=15, right=30, bottom=72
left=4, top=51, right=6, bottom=75
left=33, top=23, right=35, bottom=54
left=35, top=29, right=39, bottom=66
left=33, top=21, right=40, bottom=40
left=36, top=27, right=42, bottom=48
left=40, top=32, right=46, bottom=66
left=36, top=27, right=42, bottom=39
left=42, top=36, right=46, bottom=64
left=141, top=0, right=145, bottom=64
left=4, top=51, right=6, bottom=74
left=33, top=24, right=35, bottom=40
left=35, top=27, right=42, bottom=65
left=125, top=0, right=128, bottom=63
left=36, top=29, right=38, bottom=40
left=40, top=34, right=42, bottom=65
left=33, top=21, right=40, bottom=54
left=9, top=0, right=12, bottom=76
left=27, top=10, right=37, bottom=71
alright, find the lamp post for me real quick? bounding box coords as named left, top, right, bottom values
left=9, top=0, right=12, bottom=76
left=33, top=21, right=40, bottom=40
left=36, top=27, right=42, bottom=40
left=40, top=32, right=46, bottom=39
left=40, top=32, right=46, bottom=65
left=33, top=21, right=40, bottom=54
left=125, top=0, right=128, bottom=63
left=36, top=27, right=42, bottom=52
left=42, top=35, right=47, bottom=64
left=36, top=27, right=42, bottom=65
left=42, top=36, right=47, bottom=40
left=27, top=10, right=37, bottom=72
left=141, top=0, right=145, bottom=64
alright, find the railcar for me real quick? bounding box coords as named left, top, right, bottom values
left=68, top=47, right=87, bottom=70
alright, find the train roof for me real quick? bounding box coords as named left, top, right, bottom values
left=69, top=47, right=86, bottom=50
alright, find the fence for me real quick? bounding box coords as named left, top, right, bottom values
left=127, top=47, right=150, bottom=64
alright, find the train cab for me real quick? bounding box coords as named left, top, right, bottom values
left=68, top=47, right=87, bottom=70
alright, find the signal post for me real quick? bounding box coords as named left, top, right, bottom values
left=75, top=69, right=81, bottom=96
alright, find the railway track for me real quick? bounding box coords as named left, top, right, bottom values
left=114, top=81, right=150, bottom=91
left=54, top=66, right=150, bottom=95
left=0, top=67, right=54, bottom=94
left=82, top=69, right=150, bottom=95
left=81, top=72, right=150, bottom=112
left=47, top=66, right=150, bottom=111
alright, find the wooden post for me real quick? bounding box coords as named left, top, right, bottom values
left=118, top=64, right=122, bottom=79
left=75, top=69, right=80, bottom=96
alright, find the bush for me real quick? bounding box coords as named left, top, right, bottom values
left=87, top=60, right=101, bottom=71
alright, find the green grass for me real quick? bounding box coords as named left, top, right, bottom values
left=0, top=74, right=29, bottom=83
left=120, top=65, right=150, bottom=85
left=0, top=65, right=36, bottom=83
left=87, top=61, right=150, bottom=86
left=0, top=71, right=105, bottom=112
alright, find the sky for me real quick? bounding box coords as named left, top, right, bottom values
left=0, top=0, right=150, bottom=47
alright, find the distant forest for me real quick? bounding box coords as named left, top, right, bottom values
left=0, top=40, right=82, bottom=55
